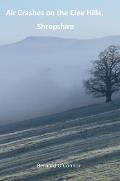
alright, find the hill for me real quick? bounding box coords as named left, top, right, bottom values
left=0, top=102, right=120, bottom=180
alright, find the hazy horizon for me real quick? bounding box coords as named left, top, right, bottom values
left=1, top=34, right=120, bottom=46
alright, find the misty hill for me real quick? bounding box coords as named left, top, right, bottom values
left=0, top=35, right=120, bottom=123
left=0, top=102, right=120, bottom=180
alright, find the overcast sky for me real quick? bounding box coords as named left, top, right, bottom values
left=0, top=0, right=120, bottom=45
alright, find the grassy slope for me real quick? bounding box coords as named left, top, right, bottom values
left=0, top=102, right=120, bottom=181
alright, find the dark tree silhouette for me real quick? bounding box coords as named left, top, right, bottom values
left=84, top=45, right=120, bottom=103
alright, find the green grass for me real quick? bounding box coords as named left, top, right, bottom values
left=0, top=102, right=120, bottom=181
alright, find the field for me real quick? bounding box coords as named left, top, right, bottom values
left=0, top=102, right=120, bottom=181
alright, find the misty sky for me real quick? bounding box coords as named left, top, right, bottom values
left=0, top=0, right=120, bottom=45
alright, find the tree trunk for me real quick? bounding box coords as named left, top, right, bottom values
left=106, top=93, right=112, bottom=103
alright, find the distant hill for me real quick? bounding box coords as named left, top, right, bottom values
left=0, top=35, right=120, bottom=123
left=0, top=102, right=120, bottom=180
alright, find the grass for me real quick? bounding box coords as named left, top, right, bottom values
left=0, top=102, right=120, bottom=180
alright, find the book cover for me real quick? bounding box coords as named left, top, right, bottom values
left=0, top=1, right=120, bottom=180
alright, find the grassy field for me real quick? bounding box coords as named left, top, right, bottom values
left=0, top=102, right=120, bottom=181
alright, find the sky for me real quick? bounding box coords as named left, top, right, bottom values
left=0, top=0, right=120, bottom=45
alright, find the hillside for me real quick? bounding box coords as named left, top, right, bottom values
left=0, top=102, right=120, bottom=181
left=0, top=35, right=120, bottom=123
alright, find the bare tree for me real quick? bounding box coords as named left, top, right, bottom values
left=84, top=45, right=120, bottom=103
